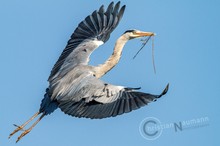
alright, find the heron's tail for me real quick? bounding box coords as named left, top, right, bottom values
left=39, top=88, right=58, bottom=115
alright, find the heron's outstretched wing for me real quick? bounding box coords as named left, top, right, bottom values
left=56, top=72, right=169, bottom=119
left=48, top=2, right=125, bottom=81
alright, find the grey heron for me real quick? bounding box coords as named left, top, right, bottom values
left=9, top=1, right=169, bottom=142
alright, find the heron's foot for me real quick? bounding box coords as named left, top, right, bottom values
left=16, top=129, right=31, bottom=143
left=8, top=124, right=25, bottom=139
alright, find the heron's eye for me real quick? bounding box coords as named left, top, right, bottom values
left=132, top=30, right=137, bottom=34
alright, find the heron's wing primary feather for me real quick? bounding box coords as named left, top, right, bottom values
left=48, top=2, right=125, bottom=82
left=56, top=72, right=169, bottom=119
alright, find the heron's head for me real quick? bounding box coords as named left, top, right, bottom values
left=123, top=29, right=155, bottom=40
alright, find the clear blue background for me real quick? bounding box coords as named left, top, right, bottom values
left=1, top=0, right=219, bottom=145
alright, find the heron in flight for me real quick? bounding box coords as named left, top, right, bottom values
left=9, top=1, right=169, bottom=142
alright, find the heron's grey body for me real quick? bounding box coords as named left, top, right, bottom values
left=9, top=1, right=169, bottom=142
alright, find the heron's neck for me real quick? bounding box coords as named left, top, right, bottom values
left=95, top=35, right=128, bottom=78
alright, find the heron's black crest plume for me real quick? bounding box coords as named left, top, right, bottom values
left=124, top=29, right=135, bottom=34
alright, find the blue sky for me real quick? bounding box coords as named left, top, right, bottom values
left=1, top=0, right=220, bottom=145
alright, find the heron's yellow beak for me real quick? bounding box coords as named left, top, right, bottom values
left=133, top=31, right=155, bottom=37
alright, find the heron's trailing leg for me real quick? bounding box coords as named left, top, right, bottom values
left=8, top=112, right=40, bottom=139
left=16, top=113, right=45, bottom=143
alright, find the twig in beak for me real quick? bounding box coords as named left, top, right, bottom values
left=132, top=35, right=156, bottom=74
left=132, top=36, right=152, bottom=59
left=152, top=36, right=156, bottom=74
